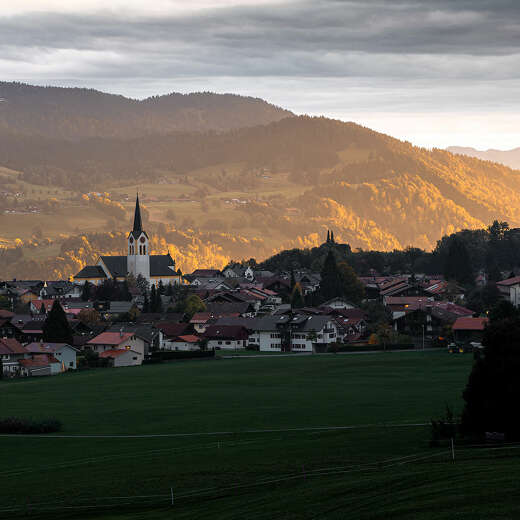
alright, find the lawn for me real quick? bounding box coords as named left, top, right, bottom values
left=2, top=351, right=515, bottom=519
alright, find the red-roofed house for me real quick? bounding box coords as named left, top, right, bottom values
left=452, top=317, right=489, bottom=343
left=164, top=334, right=201, bottom=351
left=99, top=349, right=142, bottom=367
left=497, top=276, right=520, bottom=307
left=19, top=354, right=62, bottom=376
left=202, top=325, right=249, bottom=350
left=86, top=331, right=147, bottom=357
left=25, top=342, right=78, bottom=370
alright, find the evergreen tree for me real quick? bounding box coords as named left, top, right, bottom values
left=337, top=262, right=365, bottom=304
left=330, top=230, right=335, bottom=244
left=42, top=301, right=73, bottom=344
left=326, top=230, right=330, bottom=244
left=462, top=315, right=520, bottom=439
left=291, top=283, right=305, bottom=309
left=290, top=269, right=296, bottom=291
left=320, top=250, right=341, bottom=301
left=40, top=302, right=46, bottom=314
left=143, top=291, right=150, bottom=313
left=158, top=280, right=165, bottom=295
left=150, top=284, right=158, bottom=313
left=81, top=280, right=91, bottom=301
left=156, top=289, right=164, bottom=313
left=444, top=237, right=474, bottom=286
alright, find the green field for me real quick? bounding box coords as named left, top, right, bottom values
left=1, top=352, right=519, bottom=519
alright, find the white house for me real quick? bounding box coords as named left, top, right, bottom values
left=25, top=342, right=79, bottom=371
left=0, top=338, right=28, bottom=376
left=248, top=315, right=338, bottom=353
left=86, top=331, right=147, bottom=357
left=497, top=276, right=520, bottom=307
left=163, top=334, right=200, bottom=351
left=99, top=349, right=143, bottom=367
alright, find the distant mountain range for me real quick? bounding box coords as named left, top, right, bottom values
left=0, top=82, right=293, bottom=139
left=447, top=146, right=520, bottom=170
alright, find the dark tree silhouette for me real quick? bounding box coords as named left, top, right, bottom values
left=42, top=301, right=73, bottom=344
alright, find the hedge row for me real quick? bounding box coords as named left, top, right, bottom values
left=0, top=417, right=62, bottom=434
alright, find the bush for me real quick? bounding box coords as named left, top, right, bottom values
left=246, top=344, right=259, bottom=351
left=0, top=417, right=62, bottom=434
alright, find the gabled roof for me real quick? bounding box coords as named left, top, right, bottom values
left=99, top=256, right=127, bottom=278
left=157, top=322, right=191, bottom=337
left=21, top=320, right=45, bottom=333
left=0, top=309, right=14, bottom=319
left=87, top=332, right=134, bottom=345
left=497, top=276, right=520, bottom=286
left=99, top=348, right=139, bottom=358
left=191, top=269, right=222, bottom=277
left=19, top=354, right=60, bottom=367
left=75, top=265, right=107, bottom=279
left=452, top=317, right=488, bottom=331
left=0, top=338, right=26, bottom=354
left=150, top=254, right=176, bottom=276
left=202, top=325, right=249, bottom=340
left=177, top=335, right=200, bottom=343
left=25, top=342, right=77, bottom=353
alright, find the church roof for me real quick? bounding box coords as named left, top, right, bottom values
left=75, top=265, right=107, bottom=279
left=99, top=254, right=176, bottom=278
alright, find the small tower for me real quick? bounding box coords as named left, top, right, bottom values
left=127, top=194, right=150, bottom=280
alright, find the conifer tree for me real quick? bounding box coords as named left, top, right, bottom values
left=444, top=237, right=474, bottom=285
left=330, top=230, right=335, bottom=244
left=320, top=250, right=341, bottom=301
left=121, top=280, right=132, bottom=302
left=150, top=284, right=158, bottom=313
left=43, top=300, right=73, bottom=344
left=143, top=292, right=150, bottom=313
left=81, top=280, right=91, bottom=301
left=291, top=283, right=305, bottom=309
left=40, top=302, right=46, bottom=314
left=326, top=230, right=330, bottom=244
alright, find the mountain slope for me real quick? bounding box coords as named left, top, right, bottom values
left=2, top=114, right=520, bottom=278
left=447, top=146, right=520, bottom=170
left=0, top=82, right=293, bottom=139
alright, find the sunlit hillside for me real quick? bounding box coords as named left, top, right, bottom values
left=1, top=89, right=520, bottom=279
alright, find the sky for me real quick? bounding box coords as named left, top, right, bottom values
left=1, top=0, right=520, bottom=149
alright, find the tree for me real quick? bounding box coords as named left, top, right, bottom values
left=40, top=302, right=47, bottom=314
left=150, top=284, right=158, bottom=313
left=462, top=316, right=520, bottom=439
left=444, top=237, right=474, bottom=286
left=81, top=280, right=92, bottom=301
left=183, top=295, right=206, bottom=320
left=135, top=274, right=149, bottom=295
left=320, top=250, right=341, bottom=301
left=142, top=292, right=150, bottom=313
left=291, top=283, right=305, bottom=309
left=77, top=308, right=101, bottom=325
left=42, top=301, right=73, bottom=344
left=337, top=262, right=365, bottom=304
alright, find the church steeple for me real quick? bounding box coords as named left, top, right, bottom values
left=133, top=194, right=143, bottom=233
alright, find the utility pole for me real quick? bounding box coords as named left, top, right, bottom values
left=450, top=438, right=455, bottom=462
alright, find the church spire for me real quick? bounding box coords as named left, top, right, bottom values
left=133, top=194, right=143, bottom=233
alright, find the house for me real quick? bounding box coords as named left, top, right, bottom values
left=157, top=322, right=192, bottom=350
left=20, top=318, right=46, bottom=343
left=333, top=316, right=366, bottom=342
left=202, top=325, right=249, bottom=350
left=86, top=331, right=147, bottom=357
left=0, top=338, right=28, bottom=376
left=452, top=317, right=489, bottom=344
left=223, top=265, right=254, bottom=280
left=19, top=354, right=62, bottom=377
left=106, top=323, right=161, bottom=353
left=74, top=196, right=181, bottom=286
left=164, top=334, right=200, bottom=351
left=248, top=314, right=338, bottom=353
left=99, top=349, right=143, bottom=367
left=497, top=276, right=520, bottom=307
left=25, top=342, right=78, bottom=370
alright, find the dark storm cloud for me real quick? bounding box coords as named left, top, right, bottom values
left=1, top=0, right=520, bottom=80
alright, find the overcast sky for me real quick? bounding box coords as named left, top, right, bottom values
left=1, top=0, right=519, bottom=149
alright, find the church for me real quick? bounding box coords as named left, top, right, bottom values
left=74, top=195, right=181, bottom=286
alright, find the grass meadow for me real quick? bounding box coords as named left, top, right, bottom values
left=1, top=351, right=519, bottom=519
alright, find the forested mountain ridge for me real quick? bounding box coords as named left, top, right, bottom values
left=0, top=82, right=293, bottom=139
left=2, top=104, right=520, bottom=278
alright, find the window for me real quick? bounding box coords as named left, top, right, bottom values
left=133, top=356, right=137, bottom=360
left=225, top=341, right=231, bottom=345
left=69, top=362, right=73, bottom=367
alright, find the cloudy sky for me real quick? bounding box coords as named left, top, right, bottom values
left=1, top=0, right=519, bottom=149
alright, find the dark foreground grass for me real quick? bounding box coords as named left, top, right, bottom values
left=2, top=351, right=505, bottom=519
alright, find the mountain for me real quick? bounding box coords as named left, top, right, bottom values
left=447, top=146, right=520, bottom=170
left=2, top=109, right=520, bottom=279
left=0, top=82, right=293, bottom=139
